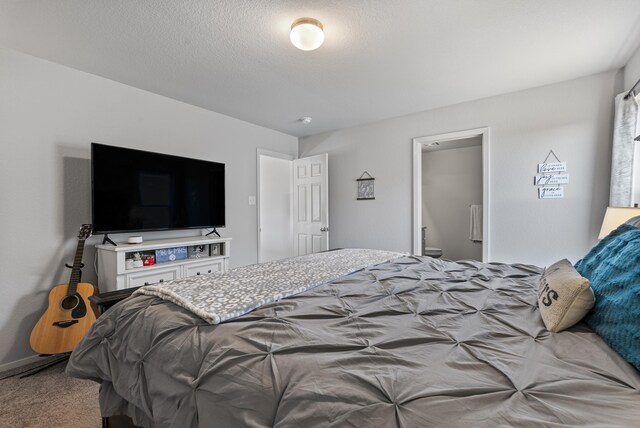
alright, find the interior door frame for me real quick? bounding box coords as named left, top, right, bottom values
left=292, top=153, right=329, bottom=255
left=412, top=127, right=490, bottom=262
left=256, top=149, right=294, bottom=263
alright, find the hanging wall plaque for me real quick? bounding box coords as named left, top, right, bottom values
left=533, top=174, right=570, bottom=185
left=538, top=186, right=564, bottom=199
left=357, top=171, right=375, bottom=200
left=537, top=162, right=567, bottom=173
left=534, top=150, right=568, bottom=199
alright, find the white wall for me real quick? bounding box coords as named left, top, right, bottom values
left=259, top=155, right=293, bottom=262
left=300, top=70, right=622, bottom=267
left=0, top=49, right=297, bottom=369
left=422, top=145, right=483, bottom=261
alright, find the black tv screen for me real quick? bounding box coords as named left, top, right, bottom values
left=91, top=143, right=225, bottom=233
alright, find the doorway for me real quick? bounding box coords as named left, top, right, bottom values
left=257, top=150, right=294, bottom=263
left=412, top=128, right=490, bottom=262
left=257, top=150, right=329, bottom=263
left=292, top=154, right=329, bottom=256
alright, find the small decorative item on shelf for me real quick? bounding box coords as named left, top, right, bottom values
left=156, top=247, right=188, bottom=263
left=210, top=243, right=223, bottom=256
left=188, top=245, right=209, bottom=259
left=357, top=171, right=375, bottom=200
left=142, top=254, right=155, bottom=266
left=125, top=252, right=144, bottom=269
left=126, top=251, right=155, bottom=269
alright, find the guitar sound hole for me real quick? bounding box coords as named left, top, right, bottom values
left=61, top=294, right=80, bottom=311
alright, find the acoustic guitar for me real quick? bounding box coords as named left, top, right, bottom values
left=30, top=224, right=98, bottom=354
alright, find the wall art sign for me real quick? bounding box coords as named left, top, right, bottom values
left=357, top=171, right=375, bottom=200
left=537, top=162, right=567, bottom=173
left=534, top=150, right=568, bottom=199
left=534, top=174, right=570, bottom=186
left=538, top=186, right=564, bottom=199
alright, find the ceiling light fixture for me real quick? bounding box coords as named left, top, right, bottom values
left=290, top=18, right=324, bottom=51
left=299, top=116, right=313, bottom=124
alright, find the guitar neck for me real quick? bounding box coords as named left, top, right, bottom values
left=67, top=239, right=86, bottom=296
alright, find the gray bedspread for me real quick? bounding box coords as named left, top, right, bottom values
left=134, top=249, right=404, bottom=324
left=67, top=256, right=640, bottom=427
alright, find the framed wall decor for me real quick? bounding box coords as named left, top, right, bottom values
left=357, top=171, right=375, bottom=200
left=534, top=150, right=569, bottom=199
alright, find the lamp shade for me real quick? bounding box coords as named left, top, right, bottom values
left=598, top=207, right=640, bottom=239
left=290, top=18, right=324, bottom=51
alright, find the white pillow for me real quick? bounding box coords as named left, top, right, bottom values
left=537, top=259, right=595, bottom=333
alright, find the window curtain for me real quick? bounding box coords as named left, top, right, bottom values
left=610, top=92, right=639, bottom=207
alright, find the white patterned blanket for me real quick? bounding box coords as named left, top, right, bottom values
left=134, top=249, right=404, bottom=324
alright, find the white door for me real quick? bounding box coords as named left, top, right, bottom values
left=258, top=154, right=293, bottom=263
left=293, top=154, right=329, bottom=255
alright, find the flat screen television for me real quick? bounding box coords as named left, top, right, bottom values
left=91, top=143, right=225, bottom=234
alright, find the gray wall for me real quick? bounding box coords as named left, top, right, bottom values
left=300, top=70, right=622, bottom=266
left=624, top=43, right=640, bottom=90
left=422, top=145, right=482, bottom=261
left=0, top=49, right=297, bottom=369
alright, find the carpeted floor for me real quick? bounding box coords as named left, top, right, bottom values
left=0, top=360, right=100, bottom=428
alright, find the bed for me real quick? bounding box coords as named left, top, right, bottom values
left=67, top=245, right=640, bottom=427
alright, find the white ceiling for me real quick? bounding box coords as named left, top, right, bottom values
left=1, top=0, right=640, bottom=137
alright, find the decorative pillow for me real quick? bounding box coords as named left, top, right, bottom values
left=537, top=259, right=595, bottom=333
left=575, top=223, right=640, bottom=370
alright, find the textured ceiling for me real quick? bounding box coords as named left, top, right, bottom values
left=1, top=0, right=640, bottom=137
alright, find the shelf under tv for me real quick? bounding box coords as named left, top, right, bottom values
left=96, top=236, right=232, bottom=291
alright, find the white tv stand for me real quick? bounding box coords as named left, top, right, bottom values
left=96, top=236, right=231, bottom=291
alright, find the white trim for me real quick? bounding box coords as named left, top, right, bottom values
left=257, top=149, right=295, bottom=162
left=0, top=354, right=41, bottom=373
left=412, top=127, right=491, bottom=262
left=412, top=141, right=422, bottom=255
left=256, top=149, right=294, bottom=263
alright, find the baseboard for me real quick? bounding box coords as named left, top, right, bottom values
left=0, top=354, right=41, bottom=373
